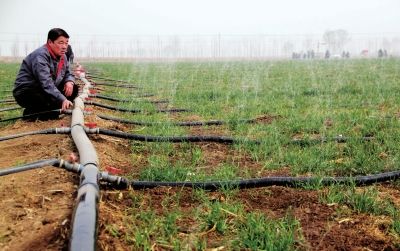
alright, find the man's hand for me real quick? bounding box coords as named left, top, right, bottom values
left=64, top=81, right=74, bottom=97
left=61, top=99, right=73, bottom=111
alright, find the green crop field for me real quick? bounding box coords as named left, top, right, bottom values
left=86, top=59, right=400, bottom=178
left=1, top=58, right=400, bottom=250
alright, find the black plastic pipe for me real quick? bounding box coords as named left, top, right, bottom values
left=101, top=169, right=400, bottom=190
left=0, top=159, right=82, bottom=176
left=97, top=114, right=258, bottom=127
left=86, top=75, right=132, bottom=83
left=91, top=82, right=139, bottom=88
left=0, top=99, right=15, bottom=104
left=102, top=92, right=155, bottom=98
left=0, top=109, right=73, bottom=123
left=95, top=128, right=258, bottom=144
left=0, top=106, right=22, bottom=113
left=291, top=136, right=375, bottom=146
left=89, top=94, right=168, bottom=104
left=0, top=125, right=374, bottom=146
left=85, top=101, right=190, bottom=113
left=0, top=127, right=71, bottom=141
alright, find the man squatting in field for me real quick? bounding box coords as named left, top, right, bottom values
left=13, top=28, right=78, bottom=120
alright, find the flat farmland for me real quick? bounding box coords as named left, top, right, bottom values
left=1, top=58, right=400, bottom=250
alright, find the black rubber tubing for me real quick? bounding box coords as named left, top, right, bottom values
left=91, top=82, right=139, bottom=88
left=0, top=124, right=375, bottom=146
left=89, top=94, right=168, bottom=104
left=0, top=99, right=15, bottom=104
left=0, top=109, right=72, bottom=123
left=97, top=114, right=259, bottom=126
left=0, top=106, right=22, bottom=113
left=0, top=159, right=82, bottom=176
left=86, top=75, right=132, bottom=83
left=92, top=90, right=155, bottom=98
left=0, top=127, right=71, bottom=141
left=96, top=128, right=257, bottom=144
left=85, top=101, right=190, bottom=113
left=0, top=126, right=248, bottom=144
left=103, top=169, right=400, bottom=190
left=95, top=115, right=379, bottom=143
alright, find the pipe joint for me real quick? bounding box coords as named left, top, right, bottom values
left=85, top=127, right=99, bottom=134
left=55, top=127, right=71, bottom=134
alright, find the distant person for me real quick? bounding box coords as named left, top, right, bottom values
left=66, top=44, right=74, bottom=65
left=378, top=49, right=383, bottom=58
left=325, top=50, right=330, bottom=59
left=13, top=28, right=78, bottom=120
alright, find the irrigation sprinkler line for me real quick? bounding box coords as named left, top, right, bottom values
left=69, top=71, right=100, bottom=251
left=86, top=75, right=132, bottom=83
left=95, top=128, right=253, bottom=144
left=0, top=127, right=71, bottom=142
left=0, top=158, right=82, bottom=176
left=85, top=101, right=190, bottom=113
left=0, top=99, right=16, bottom=104
left=0, top=125, right=375, bottom=145
left=100, top=169, right=400, bottom=190
left=0, top=106, right=22, bottom=113
left=91, top=82, right=139, bottom=88
left=0, top=109, right=75, bottom=123
left=93, top=90, right=155, bottom=98
left=89, top=94, right=168, bottom=104
left=97, top=113, right=257, bottom=126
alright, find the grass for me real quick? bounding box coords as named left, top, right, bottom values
left=83, top=59, right=400, bottom=248
left=2, top=58, right=400, bottom=249
left=96, top=59, right=400, bottom=178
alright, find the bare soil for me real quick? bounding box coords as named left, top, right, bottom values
left=0, top=106, right=399, bottom=250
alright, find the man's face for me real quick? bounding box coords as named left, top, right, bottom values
left=48, top=36, right=69, bottom=57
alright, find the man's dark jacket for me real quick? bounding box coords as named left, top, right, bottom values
left=13, top=45, right=75, bottom=105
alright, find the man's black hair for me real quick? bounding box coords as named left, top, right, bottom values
left=47, top=28, right=69, bottom=42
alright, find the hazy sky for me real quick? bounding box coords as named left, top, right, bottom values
left=0, top=0, right=399, bottom=38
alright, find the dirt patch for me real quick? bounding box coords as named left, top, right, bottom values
left=0, top=116, right=77, bottom=250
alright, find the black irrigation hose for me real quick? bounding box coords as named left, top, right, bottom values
left=291, top=136, right=375, bottom=146
left=87, top=75, right=132, bottom=83
left=0, top=109, right=71, bottom=123
left=0, top=158, right=82, bottom=176
left=92, top=82, right=139, bottom=88
left=96, top=114, right=375, bottom=144
left=101, top=169, right=400, bottom=190
left=89, top=94, right=168, bottom=104
left=0, top=99, right=15, bottom=104
left=0, top=106, right=22, bottom=113
left=283, top=136, right=375, bottom=145
left=0, top=127, right=71, bottom=141
left=85, top=101, right=190, bottom=113
left=97, top=114, right=251, bottom=126
left=95, top=128, right=258, bottom=144
left=100, top=92, right=155, bottom=98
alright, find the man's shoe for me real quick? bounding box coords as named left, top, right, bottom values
left=22, top=108, right=39, bottom=121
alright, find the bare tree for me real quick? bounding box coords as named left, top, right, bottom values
left=323, top=29, right=350, bottom=54
left=12, top=38, right=20, bottom=58
left=24, top=42, right=29, bottom=56
left=283, top=41, right=294, bottom=57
